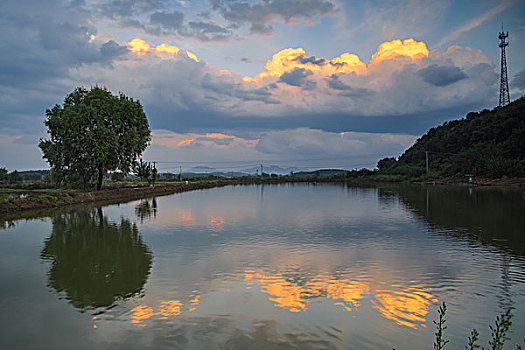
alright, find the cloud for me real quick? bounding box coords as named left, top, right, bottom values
left=150, top=11, right=185, bottom=30
left=184, top=21, right=233, bottom=42
left=145, top=128, right=417, bottom=170
left=279, top=68, right=313, bottom=87
left=417, top=65, right=467, bottom=86
left=436, top=0, right=514, bottom=47
left=512, top=68, right=525, bottom=92
left=210, top=0, right=338, bottom=35
left=66, top=38, right=497, bottom=123
left=370, top=39, right=429, bottom=64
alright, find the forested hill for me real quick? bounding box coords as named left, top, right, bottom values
left=381, top=97, right=525, bottom=178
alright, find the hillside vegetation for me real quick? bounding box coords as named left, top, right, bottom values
left=379, top=97, right=525, bottom=178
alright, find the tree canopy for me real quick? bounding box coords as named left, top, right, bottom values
left=39, top=87, right=151, bottom=190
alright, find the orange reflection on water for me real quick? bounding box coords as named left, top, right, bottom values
left=178, top=209, right=195, bottom=225
left=130, top=305, right=155, bottom=327
left=208, top=216, right=224, bottom=230
left=246, top=272, right=369, bottom=313
left=371, top=286, right=439, bottom=329
left=246, top=270, right=437, bottom=329
left=129, top=298, right=191, bottom=326
left=159, top=300, right=182, bottom=317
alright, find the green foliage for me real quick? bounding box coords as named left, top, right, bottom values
left=429, top=303, right=519, bottom=350
left=377, top=157, right=397, bottom=171
left=8, top=170, right=21, bottom=184
left=110, top=172, right=125, bottom=182
left=393, top=97, right=525, bottom=178
left=133, top=159, right=157, bottom=185
left=39, top=86, right=151, bottom=190
left=134, top=159, right=152, bottom=183
left=434, top=302, right=449, bottom=350
left=466, top=329, right=480, bottom=350
left=488, top=309, right=512, bottom=350
left=0, top=167, right=8, bottom=183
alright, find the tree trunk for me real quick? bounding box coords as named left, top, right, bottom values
left=97, top=167, right=103, bottom=191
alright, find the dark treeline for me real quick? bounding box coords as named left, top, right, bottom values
left=378, top=97, right=525, bottom=178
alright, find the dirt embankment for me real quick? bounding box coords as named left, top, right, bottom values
left=0, top=178, right=296, bottom=214
left=0, top=181, right=231, bottom=214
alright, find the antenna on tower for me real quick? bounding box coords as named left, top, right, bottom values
left=498, top=23, right=510, bottom=106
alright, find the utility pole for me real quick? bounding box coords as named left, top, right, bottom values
left=425, top=151, right=429, bottom=173
left=499, top=24, right=510, bottom=106
left=260, top=164, right=263, bottom=176
left=179, top=166, right=182, bottom=181
left=152, top=161, right=157, bottom=187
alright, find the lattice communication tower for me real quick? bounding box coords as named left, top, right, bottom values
left=499, top=25, right=510, bottom=106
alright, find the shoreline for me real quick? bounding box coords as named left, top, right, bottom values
left=1, top=177, right=523, bottom=217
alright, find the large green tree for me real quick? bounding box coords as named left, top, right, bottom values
left=39, top=87, right=151, bottom=190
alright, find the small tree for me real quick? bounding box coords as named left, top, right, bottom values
left=0, top=167, right=7, bottom=184
left=134, top=159, right=153, bottom=184
left=39, top=86, right=151, bottom=190
left=377, top=157, right=398, bottom=171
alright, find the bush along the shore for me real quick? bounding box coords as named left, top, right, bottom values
left=427, top=302, right=523, bottom=350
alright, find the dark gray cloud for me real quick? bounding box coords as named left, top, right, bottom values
left=150, top=11, right=184, bottom=30
left=279, top=68, right=313, bottom=87
left=417, top=65, right=468, bottom=86
left=210, top=0, right=337, bottom=35
left=97, top=0, right=166, bottom=19
left=100, top=40, right=129, bottom=62
left=328, top=75, right=351, bottom=90
left=184, top=21, right=232, bottom=42
left=201, top=73, right=279, bottom=104
left=294, top=55, right=326, bottom=65
left=0, top=0, right=131, bottom=134
left=328, top=76, right=370, bottom=97
left=512, top=68, right=525, bottom=91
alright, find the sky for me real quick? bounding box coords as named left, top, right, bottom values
left=1, top=0, right=524, bottom=172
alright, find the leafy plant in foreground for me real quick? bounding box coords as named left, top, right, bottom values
left=488, top=309, right=512, bottom=350
left=434, top=302, right=449, bottom=350
left=466, top=329, right=480, bottom=350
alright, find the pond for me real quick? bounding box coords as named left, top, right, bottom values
left=1, top=183, right=524, bottom=349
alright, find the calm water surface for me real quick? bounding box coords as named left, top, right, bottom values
left=1, top=183, right=524, bottom=349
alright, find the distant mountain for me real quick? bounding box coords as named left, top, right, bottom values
left=185, top=166, right=217, bottom=174
left=240, top=165, right=307, bottom=175
left=382, top=97, right=525, bottom=178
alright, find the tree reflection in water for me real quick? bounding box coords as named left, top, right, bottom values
left=135, top=197, right=157, bottom=223
left=40, top=207, right=152, bottom=311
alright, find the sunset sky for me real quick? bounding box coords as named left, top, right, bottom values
left=1, top=0, right=524, bottom=172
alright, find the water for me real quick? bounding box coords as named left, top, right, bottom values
left=1, top=183, right=524, bottom=349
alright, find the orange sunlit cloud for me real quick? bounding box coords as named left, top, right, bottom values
left=244, top=39, right=429, bottom=82
left=151, top=130, right=258, bottom=150
left=127, top=38, right=199, bottom=62
left=205, top=133, right=233, bottom=139
left=177, top=139, right=194, bottom=146
left=370, top=38, right=429, bottom=64
left=244, top=48, right=366, bottom=82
